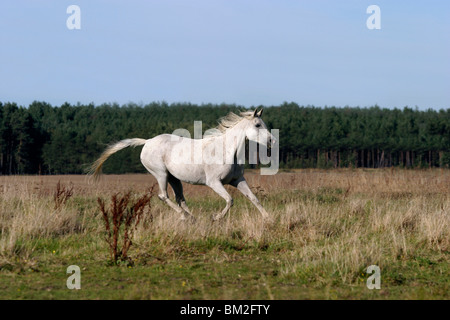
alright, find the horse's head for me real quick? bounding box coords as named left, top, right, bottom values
left=244, top=108, right=276, bottom=148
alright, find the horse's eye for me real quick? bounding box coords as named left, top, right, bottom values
left=255, top=123, right=261, bottom=128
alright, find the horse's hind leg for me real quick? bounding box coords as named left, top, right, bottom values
left=154, top=173, right=187, bottom=219
left=141, top=154, right=188, bottom=219
left=168, top=174, right=195, bottom=221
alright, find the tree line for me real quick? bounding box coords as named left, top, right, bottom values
left=0, top=101, right=449, bottom=175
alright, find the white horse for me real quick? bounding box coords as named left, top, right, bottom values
left=89, top=108, right=275, bottom=221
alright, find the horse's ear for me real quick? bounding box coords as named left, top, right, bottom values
left=257, top=108, right=263, bottom=117
left=253, top=109, right=258, bottom=117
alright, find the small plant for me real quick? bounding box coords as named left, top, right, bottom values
left=53, top=181, right=74, bottom=210
left=97, top=186, right=155, bottom=265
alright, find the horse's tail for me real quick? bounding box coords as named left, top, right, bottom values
left=87, top=138, right=147, bottom=180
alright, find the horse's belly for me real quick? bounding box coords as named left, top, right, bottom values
left=167, top=164, right=206, bottom=185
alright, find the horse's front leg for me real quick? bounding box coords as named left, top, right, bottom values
left=207, top=180, right=233, bottom=221
left=231, top=178, right=270, bottom=220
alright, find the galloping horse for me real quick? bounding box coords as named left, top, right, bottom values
left=89, top=109, right=275, bottom=221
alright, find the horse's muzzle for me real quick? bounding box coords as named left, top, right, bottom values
left=269, top=135, right=277, bottom=148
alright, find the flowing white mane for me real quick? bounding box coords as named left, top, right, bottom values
left=206, top=111, right=254, bottom=136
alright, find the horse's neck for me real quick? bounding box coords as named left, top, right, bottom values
left=221, top=125, right=246, bottom=164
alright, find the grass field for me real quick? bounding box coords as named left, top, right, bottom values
left=0, top=169, right=449, bottom=299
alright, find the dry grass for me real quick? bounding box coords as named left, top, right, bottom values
left=2, top=167, right=448, bottom=197
left=0, top=168, right=449, bottom=298
left=0, top=181, right=82, bottom=254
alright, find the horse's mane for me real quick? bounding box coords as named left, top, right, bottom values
left=205, top=111, right=254, bottom=136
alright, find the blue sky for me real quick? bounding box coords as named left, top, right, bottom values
left=0, top=0, right=449, bottom=109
